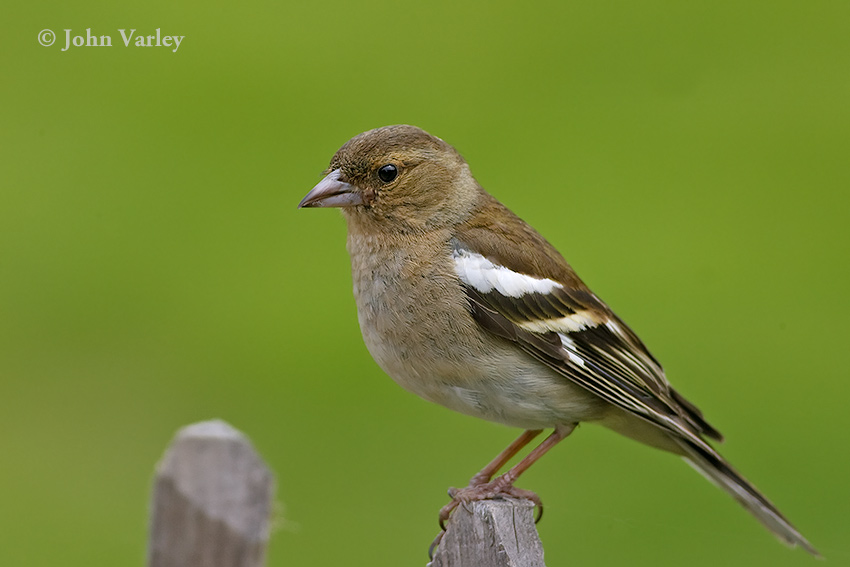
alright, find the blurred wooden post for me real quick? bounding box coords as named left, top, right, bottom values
left=429, top=498, right=546, bottom=567
left=148, top=420, right=275, bottom=567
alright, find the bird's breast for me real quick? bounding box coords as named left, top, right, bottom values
left=344, top=230, right=604, bottom=429
left=346, top=231, right=476, bottom=381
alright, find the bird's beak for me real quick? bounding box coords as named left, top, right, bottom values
left=298, top=169, right=363, bottom=208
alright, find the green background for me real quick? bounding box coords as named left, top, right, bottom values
left=2, top=2, right=848, bottom=566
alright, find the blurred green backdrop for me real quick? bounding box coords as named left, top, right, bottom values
left=2, top=1, right=848, bottom=566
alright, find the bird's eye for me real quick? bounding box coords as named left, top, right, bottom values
left=378, top=164, right=398, bottom=183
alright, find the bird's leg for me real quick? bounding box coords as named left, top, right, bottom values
left=494, top=423, right=576, bottom=486
left=441, top=429, right=541, bottom=526
left=488, top=423, right=576, bottom=496
left=467, top=429, right=543, bottom=487
left=439, top=423, right=576, bottom=528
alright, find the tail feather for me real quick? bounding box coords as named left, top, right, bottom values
left=670, top=387, right=724, bottom=442
left=676, top=437, right=820, bottom=557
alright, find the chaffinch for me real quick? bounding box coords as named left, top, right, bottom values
left=298, top=125, right=817, bottom=555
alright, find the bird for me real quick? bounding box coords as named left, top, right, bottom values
left=298, top=124, right=818, bottom=555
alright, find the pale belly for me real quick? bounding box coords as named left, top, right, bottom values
left=350, top=242, right=606, bottom=429
left=340, top=220, right=680, bottom=458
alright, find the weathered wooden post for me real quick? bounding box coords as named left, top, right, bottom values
left=429, top=498, right=546, bottom=567
left=147, top=420, right=275, bottom=567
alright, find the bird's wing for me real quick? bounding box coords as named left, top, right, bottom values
left=453, top=206, right=721, bottom=443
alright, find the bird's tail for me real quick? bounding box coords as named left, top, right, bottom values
left=675, top=437, right=820, bottom=557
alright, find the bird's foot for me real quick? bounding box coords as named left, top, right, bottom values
left=438, top=476, right=543, bottom=530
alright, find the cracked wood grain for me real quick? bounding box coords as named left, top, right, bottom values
left=429, top=498, right=546, bottom=567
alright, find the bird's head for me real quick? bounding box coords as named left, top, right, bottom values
left=299, top=125, right=481, bottom=233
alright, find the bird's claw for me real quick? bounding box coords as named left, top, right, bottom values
left=428, top=530, right=445, bottom=561
left=438, top=500, right=457, bottom=531
left=437, top=478, right=544, bottom=530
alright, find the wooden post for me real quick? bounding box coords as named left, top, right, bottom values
left=147, top=420, right=275, bottom=567
left=429, top=498, right=546, bottom=567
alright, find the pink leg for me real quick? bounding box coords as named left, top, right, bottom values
left=468, top=429, right=543, bottom=486
left=439, top=423, right=576, bottom=528
left=492, top=423, right=575, bottom=489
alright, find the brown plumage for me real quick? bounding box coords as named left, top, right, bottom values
left=299, top=124, right=818, bottom=555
